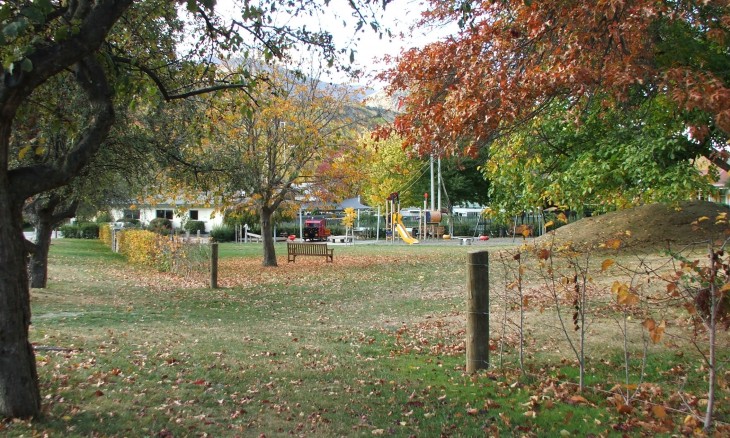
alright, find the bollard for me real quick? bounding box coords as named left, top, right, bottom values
left=210, top=242, right=218, bottom=289
left=467, top=250, right=489, bottom=373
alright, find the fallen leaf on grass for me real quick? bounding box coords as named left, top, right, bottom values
left=568, top=395, right=589, bottom=405
left=616, top=404, right=632, bottom=415
left=651, top=405, right=667, bottom=420
left=499, top=412, right=511, bottom=427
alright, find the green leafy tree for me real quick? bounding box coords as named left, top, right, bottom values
left=409, top=152, right=490, bottom=209
left=380, top=0, right=730, bottom=211
left=357, top=134, right=426, bottom=208
left=0, top=0, right=381, bottom=418
left=18, top=67, right=154, bottom=289
left=484, top=97, right=713, bottom=218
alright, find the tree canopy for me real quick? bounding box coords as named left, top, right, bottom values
left=191, top=67, right=358, bottom=265
left=0, top=0, right=384, bottom=419
left=381, top=0, right=730, bottom=211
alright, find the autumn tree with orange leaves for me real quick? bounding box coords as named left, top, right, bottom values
left=381, top=0, right=730, bottom=211
left=198, top=68, right=358, bottom=266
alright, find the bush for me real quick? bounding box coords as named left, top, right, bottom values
left=117, top=229, right=207, bottom=275
left=184, top=220, right=206, bottom=234
left=95, top=211, right=114, bottom=223
left=98, top=223, right=113, bottom=246
left=116, top=229, right=155, bottom=265
left=148, top=217, right=172, bottom=235
left=80, top=223, right=99, bottom=239
left=210, top=225, right=235, bottom=242
left=451, top=223, right=474, bottom=236
left=59, top=222, right=99, bottom=239
left=276, top=223, right=299, bottom=236
left=59, top=224, right=79, bottom=238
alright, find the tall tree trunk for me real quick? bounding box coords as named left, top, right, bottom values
left=0, top=191, right=41, bottom=417
left=29, top=219, right=53, bottom=289
left=26, top=195, right=78, bottom=289
left=260, top=207, right=278, bottom=267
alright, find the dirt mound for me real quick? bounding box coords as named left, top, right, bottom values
left=535, top=200, right=730, bottom=250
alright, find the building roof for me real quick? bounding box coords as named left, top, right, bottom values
left=338, top=197, right=371, bottom=210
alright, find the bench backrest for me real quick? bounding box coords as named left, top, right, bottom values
left=288, top=243, right=329, bottom=254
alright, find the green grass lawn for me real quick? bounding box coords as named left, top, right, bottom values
left=5, top=239, right=728, bottom=436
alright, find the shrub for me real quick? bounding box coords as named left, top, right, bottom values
left=328, top=224, right=345, bottom=236
left=98, top=223, right=113, bottom=247
left=184, top=220, right=206, bottom=234
left=117, top=229, right=158, bottom=265
left=210, top=225, right=235, bottom=242
left=451, top=223, right=473, bottom=236
left=95, top=211, right=114, bottom=223
left=117, top=229, right=209, bottom=275
left=59, top=224, right=78, bottom=238
left=80, top=223, right=99, bottom=239
left=148, top=217, right=172, bottom=235
left=59, top=222, right=98, bottom=239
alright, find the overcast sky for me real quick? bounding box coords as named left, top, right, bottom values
left=215, top=0, right=455, bottom=87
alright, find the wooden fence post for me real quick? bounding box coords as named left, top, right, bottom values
left=467, top=250, right=489, bottom=373
left=210, top=242, right=218, bottom=289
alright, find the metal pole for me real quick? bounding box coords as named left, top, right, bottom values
left=437, top=157, right=442, bottom=211
left=376, top=206, right=381, bottom=241
left=430, top=155, right=435, bottom=211
left=299, top=209, right=303, bottom=241
left=467, top=250, right=489, bottom=373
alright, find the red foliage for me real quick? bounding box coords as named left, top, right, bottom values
left=382, top=1, right=730, bottom=160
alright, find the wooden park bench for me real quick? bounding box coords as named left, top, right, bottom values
left=287, top=242, right=334, bottom=263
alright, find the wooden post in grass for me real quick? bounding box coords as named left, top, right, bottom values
left=467, top=250, right=489, bottom=373
left=210, top=242, right=218, bottom=289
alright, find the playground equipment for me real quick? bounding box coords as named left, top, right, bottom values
left=384, top=192, right=452, bottom=244
left=383, top=191, right=453, bottom=244
left=303, top=218, right=331, bottom=241
left=394, top=213, right=419, bottom=244
left=235, top=224, right=262, bottom=243
left=385, top=192, right=418, bottom=244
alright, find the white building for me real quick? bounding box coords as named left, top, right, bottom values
left=452, top=202, right=487, bottom=218
left=112, top=201, right=224, bottom=232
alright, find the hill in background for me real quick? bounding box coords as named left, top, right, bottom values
left=535, top=200, right=730, bottom=250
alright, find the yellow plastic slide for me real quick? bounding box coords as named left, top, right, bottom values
left=395, top=221, right=419, bottom=244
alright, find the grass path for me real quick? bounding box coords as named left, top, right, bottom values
left=4, top=239, right=727, bottom=436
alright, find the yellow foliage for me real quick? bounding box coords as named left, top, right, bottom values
left=601, top=259, right=614, bottom=272
left=117, top=229, right=160, bottom=266
left=18, top=145, right=31, bottom=160
left=98, top=224, right=113, bottom=247
left=612, top=281, right=639, bottom=305
left=343, top=207, right=356, bottom=228
left=116, top=229, right=208, bottom=275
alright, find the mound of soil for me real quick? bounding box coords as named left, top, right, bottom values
left=535, top=200, right=730, bottom=250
